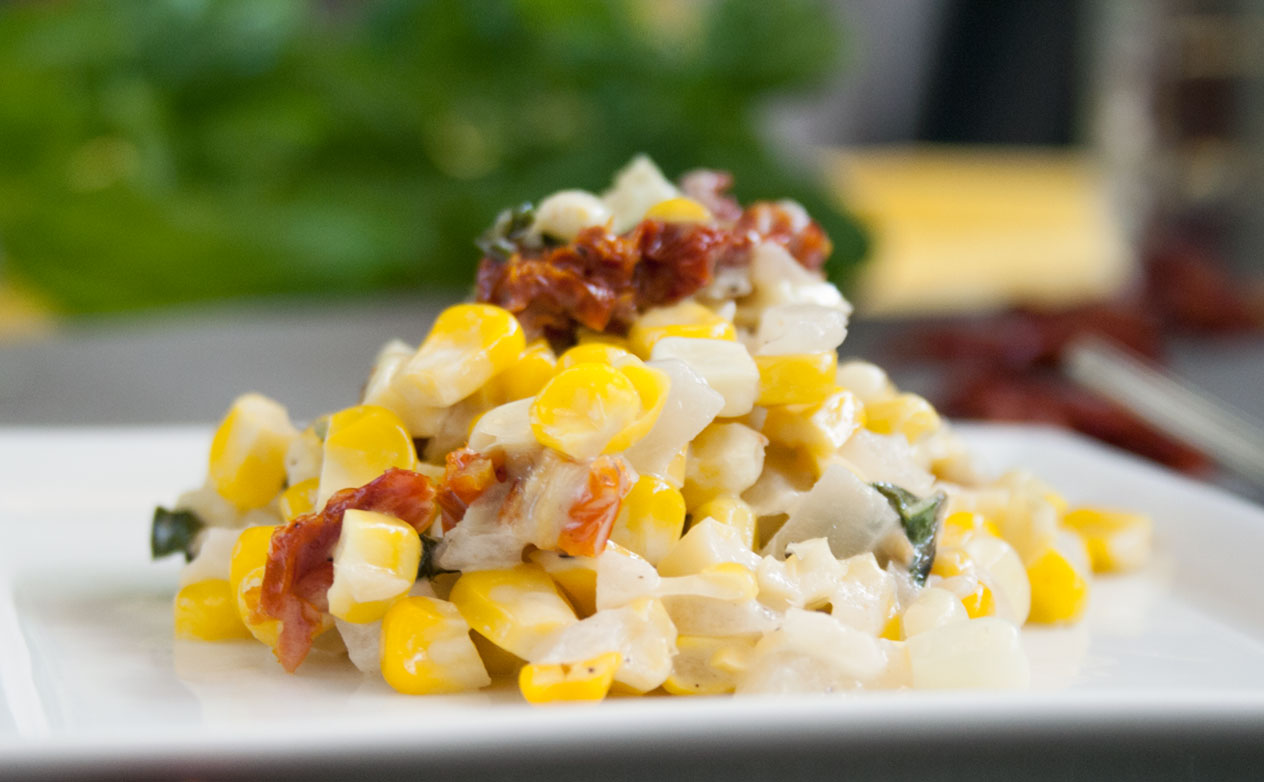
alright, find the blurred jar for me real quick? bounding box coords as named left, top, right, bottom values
left=1092, top=0, right=1264, bottom=278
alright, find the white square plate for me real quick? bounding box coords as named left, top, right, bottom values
left=1, top=423, right=1262, bottom=778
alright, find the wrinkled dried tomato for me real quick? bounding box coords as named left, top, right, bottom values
left=437, top=447, right=507, bottom=532
left=734, top=201, right=833, bottom=272
left=261, top=468, right=437, bottom=673
left=475, top=183, right=833, bottom=343
left=557, top=455, right=632, bottom=557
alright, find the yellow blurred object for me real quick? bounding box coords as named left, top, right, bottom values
left=326, top=509, right=422, bottom=624
left=627, top=300, right=737, bottom=358
left=399, top=303, right=526, bottom=407
left=317, top=404, right=417, bottom=505
left=1062, top=507, right=1153, bottom=573
left=279, top=478, right=319, bottom=521
left=610, top=474, right=686, bottom=565
left=753, top=353, right=836, bottom=407
left=1026, top=534, right=1091, bottom=624
left=229, top=525, right=278, bottom=597
left=644, top=196, right=712, bottom=224
left=174, top=579, right=251, bottom=641
left=691, top=494, right=757, bottom=549
left=530, top=364, right=641, bottom=459
left=864, top=393, right=941, bottom=442
left=827, top=147, right=1132, bottom=315
left=0, top=280, right=56, bottom=342
left=208, top=394, right=296, bottom=510
left=380, top=596, right=491, bottom=695
left=449, top=564, right=578, bottom=659
left=518, top=651, right=622, bottom=704
left=488, top=340, right=557, bottom=403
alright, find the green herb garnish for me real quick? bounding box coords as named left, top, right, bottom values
left=475, top=202, right=536, bottom=262
left=418, top=534, right=457, bottom=581
left=150, top=507, right=205, bottom=562
left=871, top=483, right=945, bottom=586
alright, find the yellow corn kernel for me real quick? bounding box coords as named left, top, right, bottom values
left=528, top=550, right=600, bottom=617
left=609, top=474, right=686, bottom=565
left=681, top=422, right=767, bottom=510
left=880, top=613, right=902, bottom=641
left=939, top=511, right=1002, bottom=548
left=930, top=547, right=995, bottom=619
left=604, top=364, right=670, bottom=453
left=1043, top=490, right=1070, bottom=517
left=960, top=581, right=996, bottom=619
left=381, top=596, right=491, bottom=695
left=327, top=509, right=422, bottom=624
left=1026, top=539, right=1090, bottom=624
left=174, top=579, right=251, bottom=641
left=662, top=636, right=746, bottom=696
left=208, top=393, right=297, bottom=510
left=930, top=548, right=971, bottom=579
left=557, top=343, right=641, bottom=371
left=864, top=392, right=941, bottom=443
left=472, top=631, right=525, bottom=677
left=644, top=196, right=712, bottom=224
left=279, top=478, right=319, bottom=522
left=575, top=328, right=629, bottom=347
left=519, top=650, right=622, bottom=704
left=229, top=524, right=278, bottom=597
left=760, top=387, right=863, bottom=470
left=691, top=494, right=757, bottom=549
left=753, top=353, right=836, bottom=406
left=235, top=565, right=282, bottom=648
left=696, top=562, right=760, bottom=601
left=317, top=404, right=417, bottom=505
left=487, top=340, right=557, bottom=403
left=627, top=300, right=737, bottom=358
left=399, top=303, right=526, bottom=407
left=1062, top=507, right=1153, bottom=573
left=449, top=564, right=578, bottom=659
left=529, top=543, right=641, bottom=617
left=530, top=364, right=641, bottom=459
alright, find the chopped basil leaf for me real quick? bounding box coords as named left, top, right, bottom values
left=418, top=534, right=456, bottom=581
left=475, top=202, right=536, bottom=262
left=871, top=483, right=945, bottom=587
left=151, top=507, right=205, bottom=562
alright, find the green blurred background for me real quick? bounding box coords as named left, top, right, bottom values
left=0, top=0, right=865, bottom=315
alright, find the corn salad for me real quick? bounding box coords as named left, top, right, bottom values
left=154, top=157, right=1153, bottom=701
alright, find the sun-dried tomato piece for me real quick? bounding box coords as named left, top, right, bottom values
left=631, top=219, right=727, bottom=308
left=475, top=172, right=835, bottom=344
left=735, top=201, right=833, bottom=272
left=557, top=455, right=632, bottom=557
left=679, top=169, right=743, bottom=222
left=476, top=227, right=640, bottom=341
left=437, top=447, right=507, bottom=532
left=260, top=468, right=436, bottom=673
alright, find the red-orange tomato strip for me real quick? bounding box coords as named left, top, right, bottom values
left=260, top=468, right=436, bottom=673
left=557, top=455, right=632, bottom=557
